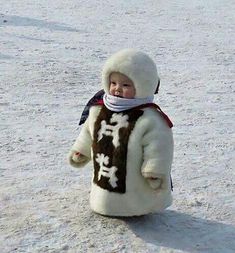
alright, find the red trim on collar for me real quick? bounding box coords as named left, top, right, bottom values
left=94, top=100, right=173, bottom=128
left=95, top=99, right=104, bottom=105
left=133, top=103, right=173, bottom=128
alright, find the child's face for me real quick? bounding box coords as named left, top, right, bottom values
left=109, top=72, right=136, bottom=99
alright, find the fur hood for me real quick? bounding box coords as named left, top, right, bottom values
left=101, top=49, right=160, bottom=98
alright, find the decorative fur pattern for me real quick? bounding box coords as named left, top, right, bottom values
left=92, top=106, right=143, bottom=193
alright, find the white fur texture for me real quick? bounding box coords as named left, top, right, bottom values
left=69, top=106, right=174, bottom=216
left=101, top=49, right=159, bottom=98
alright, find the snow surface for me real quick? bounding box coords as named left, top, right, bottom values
left=0, top=0, right=234, bottom=252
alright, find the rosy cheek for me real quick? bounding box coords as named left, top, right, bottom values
left=110, top=88, right=115, bottom=95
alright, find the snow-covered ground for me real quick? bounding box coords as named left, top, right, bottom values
left=0, top=0, right=234, bottom=252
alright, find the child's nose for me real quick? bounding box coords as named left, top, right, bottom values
left=115, top=84, right=121, bottom=91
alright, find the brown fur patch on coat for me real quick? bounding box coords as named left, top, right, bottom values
left=92, top=106, right=143, bottom=193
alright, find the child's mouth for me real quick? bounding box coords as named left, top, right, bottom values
left=114, top=95, right=123, bottom=98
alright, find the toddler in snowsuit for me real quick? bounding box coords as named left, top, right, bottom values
left=68, top=49, right=174, bottom=216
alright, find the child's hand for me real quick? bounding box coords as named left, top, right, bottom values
left=68, top=150, right=88, bottom=167
left=146, top=177, right=162, bottom=189
left=71, top=151, right=87, bottom=163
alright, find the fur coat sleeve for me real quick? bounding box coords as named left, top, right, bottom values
left=68, top=117, right=93, bottom=168
left=140, top=108, right=174, bottom=190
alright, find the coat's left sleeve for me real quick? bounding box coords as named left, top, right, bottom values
left=141, top=111, right=174, bottom=190
left=68, top=116, right=92, bottom=168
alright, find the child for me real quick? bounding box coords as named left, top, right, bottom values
left=68, top=49, right=174, bottom=217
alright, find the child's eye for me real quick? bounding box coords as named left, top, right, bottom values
left=123, top=84, right=130, bottom=87
left=111, top=81, right=116, bottom=85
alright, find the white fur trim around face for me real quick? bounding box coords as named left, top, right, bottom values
left=102, top=49, right=160, bottom=98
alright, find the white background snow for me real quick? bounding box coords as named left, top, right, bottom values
left=0, top=0, right=234, bottom=252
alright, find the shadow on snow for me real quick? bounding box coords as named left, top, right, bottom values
left=1, top=15, right=80, bottom=33
left=123, top=210, right=235, bottom=253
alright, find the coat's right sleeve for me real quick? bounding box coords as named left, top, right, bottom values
left=68, top=117, right=92, bottom=168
